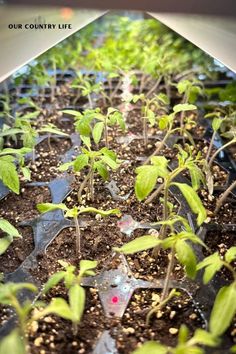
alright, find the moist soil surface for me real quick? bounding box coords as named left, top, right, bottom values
left=0, top=77, right=235, bottom=353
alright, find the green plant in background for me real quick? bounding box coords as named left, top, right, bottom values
left=37, top=202, right=120, bottom=256
left=0, top=117, right=68, bottom=159
left=197, top=247, right=236, bottom=338
left=0, top=261, right=97, bottom=353
left=0, top=94, right=12, bottom=126
left=71, top=73, right=102, bottom=107
left=59, top=140, right=120, bottom=202
left=176, top=79, right=203, bottom=133
left=132, top=325, right=218, bottom=354
left=131, top=93, right=169, bottom=146
left=0, top=147, right=31, bottom=194
left=114, top=215, right=205, bottom=309
left=144, top=103, right=197, bottom=164
left=0, top=218, right=21, bottom=255
left=0, top=282, right=38, bottom=353
left=135, top=146, right=206, bottom=241
left=63, top=107, right=124, bottom=147
left=214, top=179, right=236, bottom=214
left=16, top=97, right=41, bottom=112
left=41, top=259, right=97, bottom=334
left=208, top=127, right=236, bottom=169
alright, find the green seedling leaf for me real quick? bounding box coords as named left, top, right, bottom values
left=43, top=298, right=73, bottom=320
left=0, top=236, right=13, bottom=255
left=190, top=329, right=219, bottom=347
left=79, top=260, right=97, bottom=277
left=101, top=154, right=118, bottom=170
left=21, top=166, right=31, bottom=181
left=178, top=325, right=189, bottom=344
left=132, top=341, right=168, bottom=354
left=74, top=154, right=89, bottom=172
left=78, top=207, right=120, bottom=217
left=158, top=115, right=169, bottom=130
left=0, top=329, right=26, bottom=354
left=0, top=219, right=21, bottom=237
left=150, top=156, right=169, bottom=176
left=231, top=345, right=236, bottom=353
left=42, top=271, right=66, bottom=294
left=176, top=239, right=197, bottom=279
left=197, top=253, right=223, bottom=284
left=0, top=158, right=19, bottom=194
left=210, top=284, right=236, bottom=336
left=225, top=247, right=236, bottom=263
left=187, top=165, right=205, bottom=191
left=114, top=235, right=161, bottom=255
left=37, top=203, right=68, bottom=214
left=69, top=284, right=85, bottom=322
left=173, top=103, right=197, bottom=114
left=172, top=183, right=206, bottom=226
left=61, top=110, right=81, bottom=117
left=58, top=161, right=74, bottom=172
left=92, top=122, right=104, bottom=144
left=212, top=117, right=222, bottom=132
left=94, top=161, right=108, bottom=180
left=135, top=166, right=159, bottom=201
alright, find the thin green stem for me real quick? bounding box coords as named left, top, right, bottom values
left=144, top=127, right=179, bottom=165
left=89, top=160, right=95, bottom=202
left=214, top=180, right=236, bottom=214
left=73, top=215, right=81, bottom=257
left=161, top=247, right=175, bottom=302
left=104, top=116, right=108, bottom=148
left=209, top=139, right=236, bottom=168
left=206, top=130, right=217, bottom=162
left=222, top=261, right=236, bottom=281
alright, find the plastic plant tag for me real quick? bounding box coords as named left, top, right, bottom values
left=81, top=254, right=166, bottom=318
left=117, top=214, right=160, bottom=237
left=93, top=330, right=118, bottom=354
left=106, top=180, right=131, bottom=201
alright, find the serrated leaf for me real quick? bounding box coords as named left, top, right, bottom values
left=210, top=284, right=236, bottom=336
left=101, top=155, right=118, bottom=170
left=176, top=239, right=196, bottom=279
left=114, top=235, right=161, bottom=255
left=187, top=165, right=205, bottom=191
left=94, top=161, right=108, bottom=180
left=150, top=156, right=168, bottom=176
left=172, top=183, right=206, bottom=226
left=74, top=154, right=88, bottom=172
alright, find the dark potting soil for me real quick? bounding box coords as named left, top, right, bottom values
left=0, top=78, right=235, bottom=353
